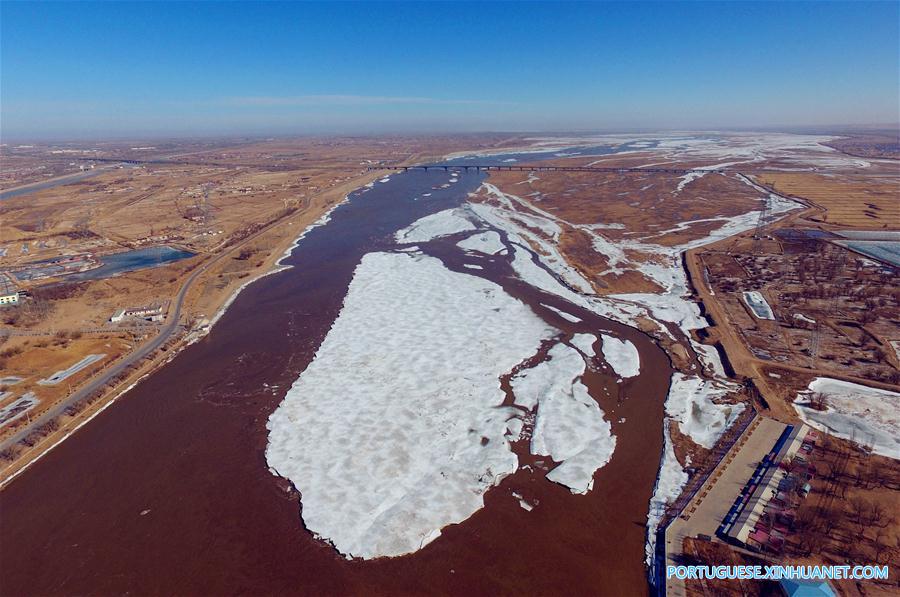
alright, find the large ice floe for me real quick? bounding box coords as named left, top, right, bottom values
left=510, top=342, right=616, bottom=494
left=570, top=333, right=598, bottom=358
left=267, top=251, right=555, bottom=559
left=456, top=230, right=506, bottom=255
left=794, top=377, right=900, bottom=460
left=600, top=334, right=641, bottom=378
left=394, top=207, right=475, bottom=243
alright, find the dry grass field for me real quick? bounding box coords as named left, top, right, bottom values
left=0, top=333, right=131, bottom=433
left=698, top=240, right=899, bottom=388
left=755, top=171, right=899, bottom=229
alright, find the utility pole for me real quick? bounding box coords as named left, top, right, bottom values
left=809, top=243, right=848, bottom=368
left=752, top=192, right=770, bottom=253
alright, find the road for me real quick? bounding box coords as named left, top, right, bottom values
left=663, top=417, right=787, bottom=597
left=0, top=169, right=379, bottom=453
left=0, top=261, right=197, bottom=450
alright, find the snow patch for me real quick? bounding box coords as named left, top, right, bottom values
left=645, top=428, right=689, bottom=563
left=794, top=378, right=900, bottom=459
left=665, top=373, right=743, bottom=449
left=674, top=171, right=707, bottom=193
left=691, top=340, right=727, bottom=379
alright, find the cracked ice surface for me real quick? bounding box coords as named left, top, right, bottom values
left=456, top=230, right=506, bottom=255
left=266, top=251, right=555, bottom=559
left=570, top=333, right=598, bottom=358
left=511, top=343, right=616, bottom=494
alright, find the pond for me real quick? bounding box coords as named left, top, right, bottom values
left=70, top=245, right=196, bottom=280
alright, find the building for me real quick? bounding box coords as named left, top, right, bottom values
left=0, top=276, right=19, bottom=306
left=110, top=305, right=164, bottom=323
left=718, top=424, right=817, bottom=553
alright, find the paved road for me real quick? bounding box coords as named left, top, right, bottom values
left=0, top=273, right=194, bottom=450
left=664, top=417, right=786, bottom=597
left=0, top=231, right=235, bottom=450
left=0, top=170, right=378, bottom=453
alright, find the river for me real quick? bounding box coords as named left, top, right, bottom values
left=0, top=146, right=671, bottom=595
left=0, top=168, right=112, bottom=200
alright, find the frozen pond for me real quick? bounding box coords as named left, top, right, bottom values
left=837, top=240, right=900, bottom=268
left=0, top=393, right=39, bottom=427
left=742, top=291, right=774, bottom=319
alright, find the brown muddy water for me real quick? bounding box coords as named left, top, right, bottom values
left=0, top=167, right=671, bottom=596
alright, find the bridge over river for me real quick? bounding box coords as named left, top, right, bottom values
left=367, top=164, right=730, bottom=175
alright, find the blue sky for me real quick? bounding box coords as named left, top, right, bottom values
left=2, top=1, right=898, bottom=139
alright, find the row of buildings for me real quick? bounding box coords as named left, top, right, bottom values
left=718, top=423, right=817, bottom=553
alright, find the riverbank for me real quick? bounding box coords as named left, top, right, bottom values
left=0, top=169, right=385, bottom=486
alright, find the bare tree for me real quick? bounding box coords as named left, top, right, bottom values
left=809, top=391, right=829, bottom=411
left=847, top=496, right=869, bottom=527
left=867, top=502, right=889, bottom=528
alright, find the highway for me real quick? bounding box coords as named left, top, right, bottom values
left=3, top=210, right=276, bottom=451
